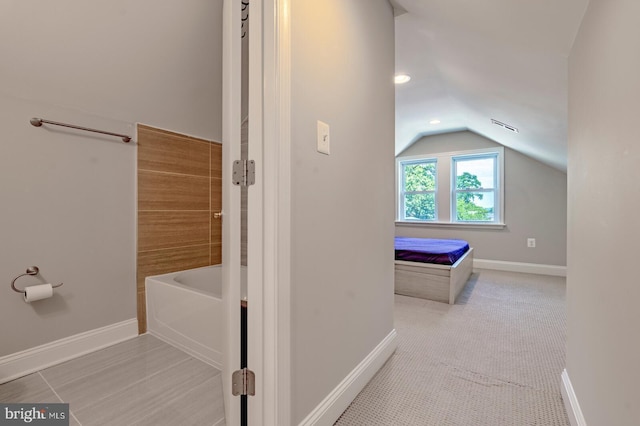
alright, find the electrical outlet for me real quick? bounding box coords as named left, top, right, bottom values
left=527, top=238, right=536, bottom=248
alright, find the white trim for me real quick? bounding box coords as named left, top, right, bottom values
left=473, top=258, right=566, bottom=277
left=451, top=148, right=504, bottom=224
left=275, top=0, right=292, bottom=424
left=298, top=330, right=398, bottom=426
left=398, top=147, right=503, bottom=162
left=396, top=147, right=504, bottom=225
left=395, top=220, right=506, bottom=230
left=396, top=157, right=438, bottom=222
left=0, top=319, right=137, bottom=384
left=248, top=0, right=265, bottom=422
left=561, top=369, right=588, bottom=426
left=251, top=0, right=292, bottom=425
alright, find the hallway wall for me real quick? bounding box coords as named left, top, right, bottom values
left=289, top=0, right=396, bottom=422
left=567, top=1, right=640, bottom=424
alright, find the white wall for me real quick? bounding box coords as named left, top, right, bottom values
left=567, top=1, right=640, bottom=425
left=290, top=0, right=395, bottom=422
left=397, top=131, right=567, bottom=266
left=0, top=0, right=223, bottom=357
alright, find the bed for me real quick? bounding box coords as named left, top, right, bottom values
left=394, top=237, right=474, bottom=304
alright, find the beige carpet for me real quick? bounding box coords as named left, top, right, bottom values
left=335, top=270, right=569, bottom=426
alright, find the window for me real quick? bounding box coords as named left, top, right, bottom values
left=398, top=159, right=437, bottom=221
left=453, top=153, right=499, bottom=223
left=396, top=147, right=504, bottom=226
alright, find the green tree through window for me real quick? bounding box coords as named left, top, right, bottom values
left=455, top=171, right=491, bottom=221
left=402, top=162, right=436, bottom=220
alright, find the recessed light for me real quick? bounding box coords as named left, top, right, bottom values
left=394, top=74, right=411, bottom=84
left=429, top=119, right=441, bottom=125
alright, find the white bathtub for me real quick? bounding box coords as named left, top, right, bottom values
left=145, top=265, right=245, bottom=369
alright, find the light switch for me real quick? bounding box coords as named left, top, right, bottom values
left=317, top=120, right=330, bottom=155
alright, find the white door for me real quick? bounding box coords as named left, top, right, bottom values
left=222, top=0, right=243, bottom=425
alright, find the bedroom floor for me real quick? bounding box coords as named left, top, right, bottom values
left=0, top=334, right=225, bottom=426
left=336, top=269, right=569, bottom=426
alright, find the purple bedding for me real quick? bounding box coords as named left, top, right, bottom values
left=394, top=237, right=470, bottom=266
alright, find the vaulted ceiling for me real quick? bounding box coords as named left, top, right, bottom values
left=393, top=0, right=589, bottom=171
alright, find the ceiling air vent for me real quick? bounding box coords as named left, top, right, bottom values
left=491, top=119, right=519, bottom=133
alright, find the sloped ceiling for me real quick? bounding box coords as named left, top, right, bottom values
left=394, top=0, right=589, bottom=171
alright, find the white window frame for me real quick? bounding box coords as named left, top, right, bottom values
left=396, top=147, right=505, bottom=228
left=397, top=157, right=438, bottom=222
left=451, top=151, right=502, bottom=224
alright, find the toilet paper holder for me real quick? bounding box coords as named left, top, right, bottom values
left=11, top=266, right=63, bottom=294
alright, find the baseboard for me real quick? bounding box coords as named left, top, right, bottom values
left=474, top=258, right=566, bottom=277
left=561, top=369, right=587, bottom=426
left=298, top=329, right=398, bottom=426
left=0, top=319, right=138, bottom=384
left=146, top=330, right=222, bottom=370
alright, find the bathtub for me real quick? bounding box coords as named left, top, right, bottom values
left=145, top=265, right=246, bottom=369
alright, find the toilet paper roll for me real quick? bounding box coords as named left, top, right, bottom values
left=23, top=284, right=53, bottom=303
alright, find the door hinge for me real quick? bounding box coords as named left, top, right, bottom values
left=232, top=368, right=256, bottom=396
left=232, top=160, right=255, bottom=187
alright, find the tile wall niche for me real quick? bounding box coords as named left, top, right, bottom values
left=137, top=124, right=222, bottom=333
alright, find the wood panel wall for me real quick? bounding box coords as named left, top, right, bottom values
left=137, top=124, right=222, bottom=333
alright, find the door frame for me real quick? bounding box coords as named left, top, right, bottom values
left=247, top=0, right=292, bottom=425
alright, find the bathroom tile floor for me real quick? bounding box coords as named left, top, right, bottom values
left=0, top=334, right=225, bottom=426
